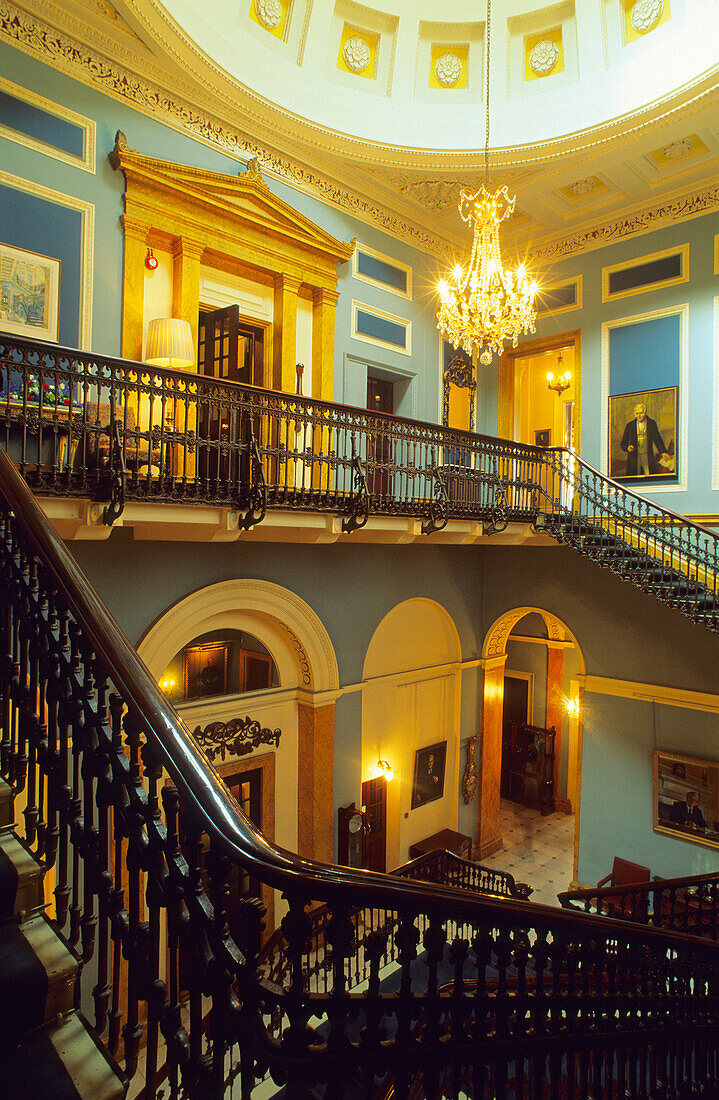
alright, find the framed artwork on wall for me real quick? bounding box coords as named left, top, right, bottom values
left=183, top=641, right=228, bottom=700
left=0, top=242, right=60, bottom=342
left=608, top=387, right=677, bottom=481
left=411, top=741, right=447, bottom=809
left=535, top=428, right=551, bottom=447
left=653, top=750, right=719, bottom=851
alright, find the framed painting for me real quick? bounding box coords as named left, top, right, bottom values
left=535, top=428, right=551, bottom=447
left=608, top=387, right=677, bottom=481
left=411, top=740, right=447, bottom=809
left=183, top=641, right=228, bottom=701
left=653, top=750, right=719, bottom=851
left=0, top=242, right=60, bottom=342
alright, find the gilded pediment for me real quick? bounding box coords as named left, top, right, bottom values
left=110, top=132, right=354, bottom=265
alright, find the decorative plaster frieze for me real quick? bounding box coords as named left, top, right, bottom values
left=663, top=137, right=693, bottom=159
left=391, top=176, right=464, bottom=213
left=530, top=184, right=719, bottom=264
left=434, top=52, right=462, bottom=88
left=0, top=1, right=445, bottom=256
left=528, top=39, right=559, bottom=76
left=631, top=0, right=664, bottom=33
left=568, top=177, right=596, bottom=196
left=255, top=0, right=283, bottom=31
left=342, top=35, right=370, bottom=74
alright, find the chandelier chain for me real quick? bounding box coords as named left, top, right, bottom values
left=485, top=0, right=491, bottom=186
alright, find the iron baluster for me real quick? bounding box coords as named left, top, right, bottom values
left=342, top=435, right=369, bottom=533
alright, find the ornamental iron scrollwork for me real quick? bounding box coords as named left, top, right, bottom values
left=191, top=715, right=282, bottom=762
left=483, top=460, right=509, bottom=536
left=462, top=735, right=478, bottom=804
left=342, top=436, right=369, bottom=534
left=421, top=454, right=448, bottom=535
left=442, top=354, right=476, bottom=433
left=237, top=435, right=267, bottom=531
left=102, top=415, right=126, bottom=526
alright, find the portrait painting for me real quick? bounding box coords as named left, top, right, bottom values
left=411, top=741, right=447, bottom=809
left=0, top=243, right=60, bottom=342
left=608, top=387, right=677, bottom=481
left=653, top=750, right=719, bottom=852
left=183, top=641, right=228, bottom=701
left=534, top=428, right=551, bottom=448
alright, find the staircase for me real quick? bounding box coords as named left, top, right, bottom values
left=0, top=780, right=125, bottom=1099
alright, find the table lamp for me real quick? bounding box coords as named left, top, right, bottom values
left=145, top=317, right=195, bottom=369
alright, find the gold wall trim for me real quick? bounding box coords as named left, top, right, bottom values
left=0, top=168, right=94, bottom=350
left=581, top=674, right=719, bottom=715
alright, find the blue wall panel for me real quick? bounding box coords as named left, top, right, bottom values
left=609, top=313, right=680, bottom=396
left=0, top=183, right=82, bottom=347
left=0, top=90, right=84, bottom=158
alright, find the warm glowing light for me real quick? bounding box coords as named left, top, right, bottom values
left=436, top=185, right=538, bottom=362
left=547, top=351, right=571, bottom=395
left=377, top=758, right=394, bottom=782
left=159, top=676, right=175, bottom=693
left=566, top=696, right=580, bottom=719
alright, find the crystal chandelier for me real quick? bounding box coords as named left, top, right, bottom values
left=437, top=0, right=538, bottom=365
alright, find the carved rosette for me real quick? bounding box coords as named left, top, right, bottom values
left=462, top=735, right=478, bottom=804
left=255, top=0, right=283, bottom=30
left=434, top=52, right=462, bottom=87
left=343, top=36, right=371, bottom=74
left=528, top=39, right=559, bottom=76
left=569, top=177, right=596, bottom=196
left=663, top=137, right=693, bottom=159
left=631, top=0, right=664, bottom=33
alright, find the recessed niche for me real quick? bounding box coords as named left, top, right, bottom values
left=415, top=20, right=484, bottom=105
left=327, top=0, right=398, bottom=97
left=507, top=1, right=578, bottom=99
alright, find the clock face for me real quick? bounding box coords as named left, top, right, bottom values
left=348, top=812, right=363, bottom=834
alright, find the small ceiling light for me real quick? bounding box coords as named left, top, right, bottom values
left=547, top=351, right=571, bottom=396
left=377, top=759, right=394, bottom=782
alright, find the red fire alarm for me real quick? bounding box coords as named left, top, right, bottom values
left=145, top=247, right=158, bottom=271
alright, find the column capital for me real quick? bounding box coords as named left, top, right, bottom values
left=479, top=654, right=508, bottom=671
left=274, top=272, right=303, bottom=295
left=172, top=236, right=205, bottom=262
left=120, top=215, right=150, bottom=243
left=313, top=286, right=340, bottom=307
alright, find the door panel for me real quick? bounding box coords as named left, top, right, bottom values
left=361, top=776, right=387, bottom=873
left=366, top=377, right=393, bottom=499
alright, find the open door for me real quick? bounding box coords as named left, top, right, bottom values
left=361, top=776, right=387, bottom=873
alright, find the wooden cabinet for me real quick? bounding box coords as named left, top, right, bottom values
left=501, top=722, right=556, bottom=815
left=410, top=828, right=472, bottom=861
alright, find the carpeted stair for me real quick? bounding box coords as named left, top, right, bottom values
left=0, top=779, right=126, bottom=1099
left=542, top=515, right=718, bottom=627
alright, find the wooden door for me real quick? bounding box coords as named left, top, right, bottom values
left=501, top=676, right=530, bottom=799
left=225, top=767, right=263, bottom=904
left=361, top=776, right=387, bottom=873
left=366, top=377, right=393, bottom=499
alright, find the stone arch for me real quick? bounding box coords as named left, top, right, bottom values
left=137, top=579, right=339, bottom=863
left=137, top=578, right=339, bottom=693
left=478, top=606, right=586, bottom=860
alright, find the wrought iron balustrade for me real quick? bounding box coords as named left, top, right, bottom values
left=0, top=333, right=545, bottom=533
left=4, top=443, right=719, bottom=1097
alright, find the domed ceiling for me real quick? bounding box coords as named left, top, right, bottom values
left=9, top=0, right=719, bottom=259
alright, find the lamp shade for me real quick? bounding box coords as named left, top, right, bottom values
left=145, top=317, right=195, bottom=368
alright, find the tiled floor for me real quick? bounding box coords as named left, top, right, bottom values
left=480, top=798, right=575, bottom=907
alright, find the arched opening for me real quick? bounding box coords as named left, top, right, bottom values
left=479, top=607, right=586, bottom=883
left=160, top=628, right=280, bottom=704
left=362, top=598, right=462, bottom=872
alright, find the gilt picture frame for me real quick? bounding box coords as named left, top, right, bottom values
left=411, top=741, right=447, bottom=809
left=653, top=750, right=719, bottom=852
left=0, top=242, right=60, bottom=342
left=183, top=641, right=228, bottom=701
left=609, top=387, right=677, bottom=481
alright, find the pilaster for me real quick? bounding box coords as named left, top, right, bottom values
left=120, top=215, right=149, bottom=362
left=171, top=237, right=205, bottom=367
left=477, top=655, right=507, bottom=859
left=312, top=288, right=340, bottom=402
left=297, top=701, right=335, bottom=862
left=273, top=274, right=302, bottom=392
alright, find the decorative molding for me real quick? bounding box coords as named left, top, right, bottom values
left=531, top=185, right=719, bottom=264
left=0, top=169, right=94, bottom=351
left=713, top=296, right=719, bottom=492
left=391, top=176, right=468, bottom=213
left=528, top=39, right=559, bottom=76
left=255, top=0, right=283, bottom=32
left=351, top=299, right=411, bottom=356
left=352, top=241, right=412, bottom=300
left=191, top=714, right=282, bottom=761
left=462, top=735, right=478, bottom=804
left=0, top=74, right=96, bottom=172
left=443, top=353, right=476, bottom=432
left=434, top=52, right=462, bottom=88
left=630, top=0, right=664, bottom=34
left=0, top=1, right=445, bottom=256
left=342, top=35, right=371, bottom=75
left=601, top=243, right=689, bottom=304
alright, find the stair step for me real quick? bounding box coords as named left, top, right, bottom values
left=0, top=914, right=78, bottom=1042
left=0, top=831, right=44, bottom=920
left=0, top=780, right=12, bottom=828
left=0, top=1011, right=126, bottom=1099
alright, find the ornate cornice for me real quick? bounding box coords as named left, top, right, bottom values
left=530, top=183, right=719, bottom=265
left=0, top=1, right=446, bottom=256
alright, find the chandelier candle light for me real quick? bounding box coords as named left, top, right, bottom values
left=437, top=0, right=538, bottom=364
left=547, top=351, right=572, bottom=395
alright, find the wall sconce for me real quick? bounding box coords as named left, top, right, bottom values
left=377, top=759, right=394, bottom=782
left=565, top=696, right=580, bottom=719
left=159, top=676, right=175, bottom=694
left=547, top=351, right=571, bottom=396
left=145, top=317, right=196, bottom=370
